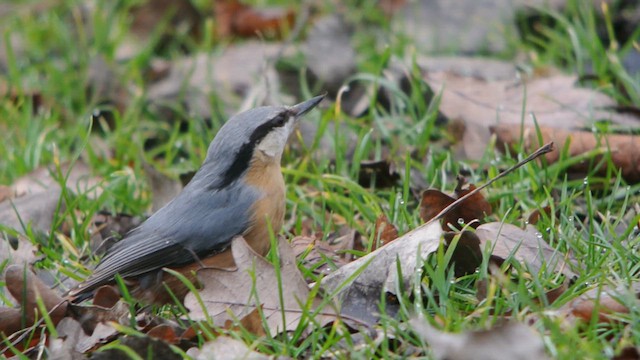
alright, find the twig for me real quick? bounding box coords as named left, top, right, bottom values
left=425, top=142, right=555, bottom=226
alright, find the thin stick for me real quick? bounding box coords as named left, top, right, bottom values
left=425, top=142, right=554, bottom=226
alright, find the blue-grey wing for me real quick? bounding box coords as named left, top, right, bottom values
left=72, top=181, right=259, bottom=295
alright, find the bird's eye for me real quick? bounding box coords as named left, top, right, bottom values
left=272, top=114, right=287, bottom=127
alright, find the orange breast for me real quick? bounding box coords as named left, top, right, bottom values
left=242, top=152, right=286, bottom=256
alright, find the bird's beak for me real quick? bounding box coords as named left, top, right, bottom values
left=291, top=94, right=326, bottom=118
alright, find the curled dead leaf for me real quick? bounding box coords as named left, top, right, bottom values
left=492, top=124, right=640, bottom=183
left=371, top=214, right=399, bottom=251
left=0, top=265, right=67, bottom=336
left=420, top=176, right=492, bottom=230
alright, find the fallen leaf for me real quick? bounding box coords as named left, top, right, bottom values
left=225, top=307, right=266, bottom=337
left=613, top=346, right=640, bottom=360
left=443, top=232, right=483, bottom=277
left=321, top=221, right=443, bottom=325
left=371, top=214, right=399, bottom=251
left=75, top=322, right=119, bottom=354
left=475, top=222, right=576, bottom=278
left=0, top=188, right=64, bottom=234
left=215, top=1, right=295, bottom=39
left=424, top=70, right=640, bottom=160
left=187, top=336, right=270, bottom=360
left=146, top=42, right=284, bottom=120
left=420, top=176, right=492, bottom=230
left=48, top=317, right=87, bottom=360
left=0, top=265, right=67, bottom=336
left=492, top=124, right=640, bottom=183
left=185, top=236, right=334, bottom=334
left=7, top=161, right=101, bottom=200
left=395, top=1, right=564, bottom=54
left=379, top=0, right=407, bottom=16
left=527, top=205, right=553, bottom=226
left=291, top=235, right=352, bottom=278
left=358, top=160, right=401, bottom=189
left=304, top=15, right=357, bottom=95
left=87, top=55, right=129, bottom=115
left=0, top=161, right=102, bottom=234
left=564, top=282, right=640, bottom=324
left=92, top=285, right=122, bottom=309
left=68, top=299, right=131, bottom=337
left=408, top=318, right=550, bottom=360
left=90, top=334, right=182, bottom=360
left=129, top=0, right=201, bottom=42
left=0, top=233, right=38, bottom=269
left=147, top=324, right=180, bottom=344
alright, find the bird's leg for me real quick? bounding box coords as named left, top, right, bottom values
left=184, top=247, right=207, bottom=269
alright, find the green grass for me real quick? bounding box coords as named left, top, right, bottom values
left=1, top=0, right=639, bottom=358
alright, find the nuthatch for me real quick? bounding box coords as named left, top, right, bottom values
left=69, top=95, right=325, bottom=304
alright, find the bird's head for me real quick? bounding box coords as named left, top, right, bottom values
left=198, top=94, right=325, bottom=189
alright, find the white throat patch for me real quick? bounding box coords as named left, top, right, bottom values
left=256, top=116, right=295, bottom=159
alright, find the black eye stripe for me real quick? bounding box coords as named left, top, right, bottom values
left=210, top=110, right=292, bottom=190
left=271, top=113, right=288, bottom=127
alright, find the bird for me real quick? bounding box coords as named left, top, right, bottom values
left=69, top=94, right=325, bottom=304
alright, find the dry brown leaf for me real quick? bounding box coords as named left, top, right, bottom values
left=424, top=71, right=640, bottom=160
left=443, top=232, right=483, bottom=277
left=420, top=176, right=492, bottom=230
left=358, top=160, right=401, bottom=188
left=129, top=0, right=201, bottom=41
left=146, top=324, right=180, bottom=344
left=371, top=214, right=399, bottom=251
left=492, top=124, right=640, bottom=183
left=475, top=222, right=576, bottom=278
left=185, top=236, right=334, bottom=334
left=321, top=221, right=443, bottom=325
left=527, top=205, right=553, bottom=225
left=379, top=0, right=407, bottom=16
left=613, top=346, right=640, bottom=360
left=92, top=285, right=122, bottom=309
left=225, top=307, right=266, bottom=337
left=564, top=282, right=640, bottom=324
left=68, top=299, right=131, bottom=337
left=187, top=336, right=271, bottom=360
left=408, top=318, right=549, bottom=360
left=215, top=1, right=295, bottom=39
left=0, top=265, right=67, bottom=336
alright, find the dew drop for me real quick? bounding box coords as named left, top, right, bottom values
left=457, top=218, right=465, bottom=225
